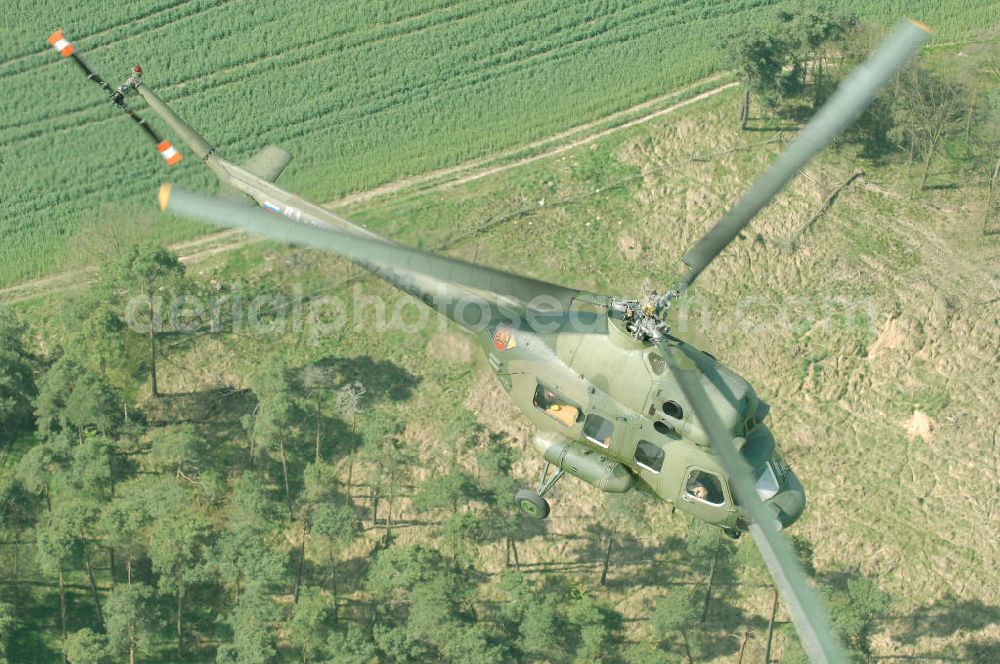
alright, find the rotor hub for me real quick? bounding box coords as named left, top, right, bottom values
left=608, top=289, right=679, bottom=342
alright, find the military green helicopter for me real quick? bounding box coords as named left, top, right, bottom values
left=51, top=20, right=930, bottom=662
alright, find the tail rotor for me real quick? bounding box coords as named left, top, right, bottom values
left=47, top=29, right=182, bottom=167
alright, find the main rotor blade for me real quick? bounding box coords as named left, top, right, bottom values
left=160, top=185, right=595, bottom=315
left=662, top=341, right=847, bottom=663
left=676, top=19, right=931, bottom=290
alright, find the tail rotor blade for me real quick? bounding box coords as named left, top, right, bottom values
left=49, top=29, right=111, bottom=91
left=676, top=19, right=931, bottom=291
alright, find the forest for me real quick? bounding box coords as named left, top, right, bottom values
left=0, top=258, right=897, bottom=661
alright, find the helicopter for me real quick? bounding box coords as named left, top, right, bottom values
left=50, top=21, right=930, bottom=662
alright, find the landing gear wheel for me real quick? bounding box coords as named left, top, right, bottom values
left=515, top=488, right=550, bottom=519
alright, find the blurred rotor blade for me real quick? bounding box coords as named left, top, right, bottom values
left=160, top=185, right=596, bottom=315
left=676, top=19, right=931, bottom=291
left=662, top=341, right=847, bottom=664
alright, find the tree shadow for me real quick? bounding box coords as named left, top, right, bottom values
left=7, top=586, right=62, bottom=664
left=574, top=527, right=690, bottom=591
left=513, top=514, right=549, bottom=540
left=869, top=654, right=962, bottom=662
left=148, top=386, right=255, bottom=428
left=838, top=94, right=898, bottom=162
left=963, top=637, right=1000, bottom=664
left=695, top=629, right=744, bottom=661
left=895, top=595, right=1000, bottom=643
left=298, top=355, right=421, bottom=404
left=700, top=547, right=770, bottom=636
left=814, top=567, right=868, bottom=593
left=742, top=123, right=802, bottom=132
left=183, top=576, right=227, bottom=659
left=148, top=386, right=258, bottom=472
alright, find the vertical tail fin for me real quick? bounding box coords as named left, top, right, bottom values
left=241, top=146, right=292, bottom=183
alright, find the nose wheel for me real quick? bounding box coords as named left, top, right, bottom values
left=515, top=462, right=564, bottom=519
left=515, top=489, right=550, bottom=519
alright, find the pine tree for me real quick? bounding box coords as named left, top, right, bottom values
left=0, top=307, right=36, bottom=440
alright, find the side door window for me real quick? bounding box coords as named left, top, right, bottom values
left=533, top=383, right=580, bottom=428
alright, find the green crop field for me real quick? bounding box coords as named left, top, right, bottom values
left=1, top=0, right=998, bottom=287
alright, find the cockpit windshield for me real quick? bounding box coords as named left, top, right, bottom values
left=753, top=461, right=780, bottom=501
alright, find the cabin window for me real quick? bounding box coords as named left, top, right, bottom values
left=634, top=440, right=665, bottom=473
left=583, top=414, right=615, bottom=448
left=532, top=383, right=579, bottom=428
left=662, top=400, right=684, bottom=419
left=685, top=469, right=725, bottom=506
left=647, top=352, right=666, bottom=375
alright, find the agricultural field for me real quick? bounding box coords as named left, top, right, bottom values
left=2, top=0, right=999, bottom=286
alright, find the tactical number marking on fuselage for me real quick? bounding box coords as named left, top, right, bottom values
left=262, top=201, right=303, bottom=221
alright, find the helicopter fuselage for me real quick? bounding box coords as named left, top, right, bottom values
left=474, top=311, right=805, bottom=531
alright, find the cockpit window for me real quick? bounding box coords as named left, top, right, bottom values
left=532, top=383, right=579, bottom=428
left=685, top=470, right=725, bottom=506
left=583, top=414, right=615, bottom=448
left=634, top=440, right=665, bottom=473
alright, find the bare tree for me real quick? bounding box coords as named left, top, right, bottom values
left=299, top=365, right=335, bottom=463
left=890, top=64, right=966, bottom=194
left=336, top=381, right=365, bottom=501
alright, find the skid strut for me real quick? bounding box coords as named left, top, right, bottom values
left=536, top=462, right=565, bottom=497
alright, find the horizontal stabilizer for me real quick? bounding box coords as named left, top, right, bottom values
left=241, top=146, right=292, bottom=183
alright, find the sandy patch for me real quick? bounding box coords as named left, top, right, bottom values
left=906, top=409, right=934, bottom=442
left=617, top=234, right=642, bottom=259
left=866, top=315, right=924, bottom=358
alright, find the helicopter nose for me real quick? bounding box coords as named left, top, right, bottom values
left=768, top=466, right=806, bottom=529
